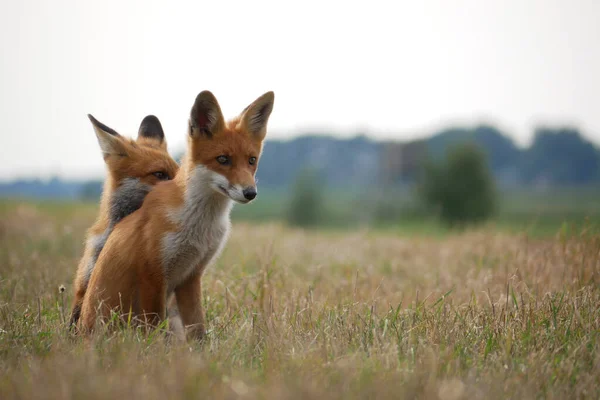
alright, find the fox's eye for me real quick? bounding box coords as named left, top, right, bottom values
left=152, top=171, right=169, bottom=180
left=249, top=157, right=257, bottom=165
left=216, top=155, right=231, bottom=165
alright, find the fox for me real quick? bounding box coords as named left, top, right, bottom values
left=79, top=90, right=274, bottom=340
left=69, top=114, right=180, bottom=328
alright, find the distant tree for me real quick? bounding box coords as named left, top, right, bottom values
left=258, top=135, right=382, bottom=189
left=520, top=128, right=599, bottom=185
left=419, top=143, right=496, bottom=226
left=426, top=125, right=521, bottom=176
left=286, top=168, right=324, bottom=227
left=472, top=125, right=521, bottom=171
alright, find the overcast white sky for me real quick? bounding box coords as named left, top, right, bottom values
left=1, top=0, right=599, bottom=180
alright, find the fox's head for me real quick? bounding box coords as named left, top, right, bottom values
left=89, top=114, right=180, bottom=186
left=186, top=91, right=274, bottom=204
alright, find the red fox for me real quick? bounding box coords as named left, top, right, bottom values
left=69, top=115, right=180, bottom=327
left=79, top=90, right=274, bottom=340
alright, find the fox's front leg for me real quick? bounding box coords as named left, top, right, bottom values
left=175, top=272, right=205, bottom=341
left=69, top=244, right=96, bottom=328
left=70, top=276, right=86, bottom=328
left=138, top=274, right=167, bottom=332
left=166, top=295, right=185, bottom=341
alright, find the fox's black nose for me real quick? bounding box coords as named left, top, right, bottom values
left=243, top=188, right=257, bottom=201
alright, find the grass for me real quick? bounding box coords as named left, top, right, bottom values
left=0, top=200, right=599, bottom=399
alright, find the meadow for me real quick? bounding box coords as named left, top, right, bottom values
left=0, top=199, right=599, bottom=399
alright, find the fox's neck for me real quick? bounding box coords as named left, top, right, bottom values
left=174, top=155, right=233, bottom=230
left=162, top=157, right=233, bottom=290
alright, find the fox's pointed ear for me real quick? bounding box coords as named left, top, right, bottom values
left=240, top=91, right=274, bottom=141
left=138, top=115, right=165, bottom=143
left=88, top=114, right=128, bottom=157
left=189, top=91, right=225, bottom=138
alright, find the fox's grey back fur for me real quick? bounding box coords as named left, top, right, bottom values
left=90, top=178, right=151, bottom=268
left=109, top=178, right=152, bottom=227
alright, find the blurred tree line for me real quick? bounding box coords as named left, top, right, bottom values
left=1, top=123, right=597, bottom=228
left=280, top=125, right=598, bottom=227
left=260, top=126, right=599, bottom=189
left=287, top=143, right=497, bottom=227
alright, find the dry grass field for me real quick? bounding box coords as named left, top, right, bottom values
left=0, top=201, right=599, bottom=399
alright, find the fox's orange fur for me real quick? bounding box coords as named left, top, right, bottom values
left=79, top=91, right=274, bottom=340
left=69, top=115, right=179, bottom=327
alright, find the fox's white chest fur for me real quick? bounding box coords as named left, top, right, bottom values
left=161, top=166, right=232, bottom=293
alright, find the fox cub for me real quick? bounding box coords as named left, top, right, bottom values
left=69, top=115, right=179, bottom=327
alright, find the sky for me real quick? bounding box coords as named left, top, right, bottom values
left=0, top=0, right=599, bottom=180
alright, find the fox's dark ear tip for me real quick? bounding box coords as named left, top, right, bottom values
left=140, top=115, right=161, bottom=127
left=194, top=90, right=218, bottom=105
left=138, top=115, right=165, bottom=140
left=87, top=114, right=104, bottom=129
left=88, top=114, right=121, bottom=137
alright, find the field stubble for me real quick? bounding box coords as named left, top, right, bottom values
left=0, top=202, right=599, bottom=399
